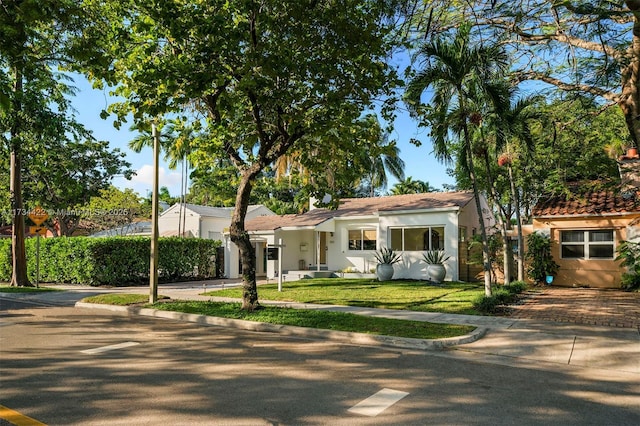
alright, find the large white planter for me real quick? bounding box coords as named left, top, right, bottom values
left=376, top=264, right=395, bottom=281
left=426, top=264, right=446, bottom=283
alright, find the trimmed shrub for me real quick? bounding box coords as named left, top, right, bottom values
left=1, top=236, right=220, bottom=286
left=0, top=239, right=11, bottom=281
left=473, top=294, right=499, bottom=314
left=492, top=287, right=513, bottom=305
left=473, top=283, right=525, bottom=314
left=616, top=241, right=640, bottom=291
left=504, top=280, right=527, bottom=294
left=620, top=273, right=640, bottom=292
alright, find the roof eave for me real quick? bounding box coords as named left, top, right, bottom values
left=378, top=206, right=460, bottom=216
left=535, top=211, right=640, bottom=219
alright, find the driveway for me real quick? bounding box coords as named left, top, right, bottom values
left=508, top=287, right=640, bottom=328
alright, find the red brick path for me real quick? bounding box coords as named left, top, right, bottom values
left=508, top=287, right=640, bottom=328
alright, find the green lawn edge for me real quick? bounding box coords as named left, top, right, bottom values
left=80, top=294, right=475, bottom=340
left=0, top=286, right=61, bottom=293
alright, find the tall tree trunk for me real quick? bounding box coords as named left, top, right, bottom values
left=9, top=66, right=31, bottom=287
left=481, top=146, right=511, bottom=285
left=507, top=164, right=525, bottom=281
left=462, top=116, right=492, bottom=296
left=229, top=166, right=261, bottom=310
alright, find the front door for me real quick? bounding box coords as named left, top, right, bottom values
left=319, top=232, right=327, bottom=265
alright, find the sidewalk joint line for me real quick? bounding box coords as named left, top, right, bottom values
left=567, top=336, right=577, bottom=365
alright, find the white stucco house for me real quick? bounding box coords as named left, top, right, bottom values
left=243, top=191, right=495, bottom=282
left=159, top=203, right=276, bottom=278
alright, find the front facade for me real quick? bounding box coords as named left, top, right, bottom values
left=532, top=191, right=640, bottom=288
left=244, top=192, right=494, bottom=282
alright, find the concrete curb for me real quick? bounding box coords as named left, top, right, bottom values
left=75, top=302, right=487, bottom=351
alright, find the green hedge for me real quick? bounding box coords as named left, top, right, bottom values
left=0, top=237, right=221, bottom=286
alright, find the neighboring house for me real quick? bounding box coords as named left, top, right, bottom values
left=1, top=224, right=55, bottom=238
left=159, top=203, right=276, bottom=279
left=530, top=154, right=640, bottom=289
left=244, top=191, right=495, bottom=282
left=532, top=191, right=640, bottom=289
left=90, top=221, right=152, bottom=237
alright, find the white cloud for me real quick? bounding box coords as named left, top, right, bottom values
left=113, top=164, right=183, bottom=198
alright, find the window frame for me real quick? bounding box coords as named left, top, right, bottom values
left=347, top=228, right=377, bottom=251
left=388, top=225, right=446, bottom=252
left=560, top=229, right=615, bottom=260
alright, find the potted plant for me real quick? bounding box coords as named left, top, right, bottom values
left=525, top=232, right=559, bottom=285
left=373, top=247, right=402, bottom=281
left=422, top=250, right=450, bottom=283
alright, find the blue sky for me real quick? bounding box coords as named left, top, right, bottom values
left=69, top=74, right=453, bottom=199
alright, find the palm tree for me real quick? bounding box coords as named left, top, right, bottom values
left=273, top=115, right=405, bottom=199
left=357, top=114, right=406, bottom=197
left=467, top=79, right=516, bottom=285
left=492, top=94, right=543, bottom=282
left=405, top=23, right=509, bottom=296
left=390, top=176, right=437, bottom=194
left=129, top=118, right=196, bottom=236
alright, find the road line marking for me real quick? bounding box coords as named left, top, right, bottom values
left=0, top=404, right=47, bottom=426
left=348, top=388, right=409, bottom=417
left=81, top=341, right=140, bottom=354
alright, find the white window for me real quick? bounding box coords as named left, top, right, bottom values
left=389, top=226, right=445, bottom=251
left=561, top=230, right=614, bottom=259
left=348, top=229, right=377, bottom=251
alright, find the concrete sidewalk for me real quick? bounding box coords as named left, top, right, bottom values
left=2, top=281, right=639, bottom=376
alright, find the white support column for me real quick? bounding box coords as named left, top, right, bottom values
left=278, top=238, right=283, bottom=292
left=316, top=231, right=321, bottom=271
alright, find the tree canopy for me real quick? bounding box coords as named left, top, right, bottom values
left=403, top=1, right=640, bottom=148
left=76, top=0, right=402, bottom=308
left=0, top=0, right=91, bottom=285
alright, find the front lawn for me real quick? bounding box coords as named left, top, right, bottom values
left=209, top=278, right=486, bottom=315
left=80, top=294, right=475, bottom=340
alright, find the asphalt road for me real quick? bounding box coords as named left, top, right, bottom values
left=1, top=301, right=639, bottom=425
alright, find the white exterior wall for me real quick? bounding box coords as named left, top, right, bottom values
left=458, top=195, right=496, bottom=236
left=276, top=230, right=316, bottom=272
left=158, top=208, right=201, bottom=237
left=200, top=217, right=228, bottom=240
left=226, top=206, right=278, bottom=279
left=378, top=210, right=460, bottom=281
left=248, top=205, right=277, bottom=220
left=328, top=218, right=379, bottom=274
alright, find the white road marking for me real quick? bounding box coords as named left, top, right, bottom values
left=81, top=341, right=140, bottom=354
left=348, top=388, right=409, bottom=417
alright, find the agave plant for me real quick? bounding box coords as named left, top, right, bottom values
left=422, top=250, right=450, bottom=265
left=373, top=247, right=402, bottom=265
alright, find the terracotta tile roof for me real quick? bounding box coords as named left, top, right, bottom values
left=245, top=191, right=475, bottom=231
left=533, top=191, right=640, bottom=217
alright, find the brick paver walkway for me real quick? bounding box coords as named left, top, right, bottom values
left=509, top=287, right=640, bottom=328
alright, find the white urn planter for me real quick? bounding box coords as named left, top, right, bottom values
left=422, top=250, right=450, bottom=284
left=376, top=263, right=395, bottom=281
left=426, top=264, right=446, bottom=283
left=373, top=248, right=402, bottom=282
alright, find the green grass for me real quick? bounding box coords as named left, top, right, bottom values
left=0, top=286, right=60, bottom=293
left=80, top=294, right=475, bottom=340
left=81, top=293, right=168, bottom=305
left=210, top=278, right=485, bottom=315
